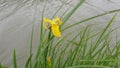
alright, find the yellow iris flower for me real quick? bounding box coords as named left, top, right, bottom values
left=43, top=17, right=62, bottom=37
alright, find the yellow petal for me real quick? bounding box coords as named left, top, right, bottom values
left=53, top=17, right=62, bottom=25
left=43, top=18, right=52, bottom=29
left=51, top=23, right=61, bottom=37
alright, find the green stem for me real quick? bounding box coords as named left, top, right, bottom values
left=29, top=0, right=38, bottom=68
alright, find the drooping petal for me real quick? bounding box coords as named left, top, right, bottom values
left=51, top=23, right=61, bottom=37
left=43, top=18, right=52, bottom=29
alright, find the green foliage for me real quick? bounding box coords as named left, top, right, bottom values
left=0, top=63, right=7, bottom=68
left=1, top=0, right=119, bottom=68
left=13, top=49, right=17, bottom=68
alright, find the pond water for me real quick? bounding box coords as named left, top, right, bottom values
left=0, top=0, right=120, bottom=67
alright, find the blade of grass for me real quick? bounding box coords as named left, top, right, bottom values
left=29, top=0, right=38, bottom=68
left=69, top=25, right=89, bottom=65
left=62, top=0, right=85, bottom=25
left=25, top=54, right=33, bottom=68
left=61, top=31, right=82, bottom=67
left=90, top=15, right=116, bottom=57
left=51, top=0, right=67, bottom=19
left=92, top=31, right=111, bottom=58
left=13, top=49, right=17, bottom=68
left=67, top=65, right=112, bottom=68
left=62, top=9, right=120, bottom=31
left=35, top=1, right=46, bottom=60
left=81, top=26, right=91, bottom=59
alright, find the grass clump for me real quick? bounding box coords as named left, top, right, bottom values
left=1, top=0, right=120, bottom=68
left=23, top=15, right=120, bottom=68
left=15, top=0, right=120, bottom=67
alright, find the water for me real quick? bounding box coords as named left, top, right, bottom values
left=0, top=0, right=120, bottom=67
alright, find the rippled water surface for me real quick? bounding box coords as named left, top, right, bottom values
left=0, top=0, right=120, bottom=67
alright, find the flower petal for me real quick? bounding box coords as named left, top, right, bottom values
left=51, top=23, right=61, bottom=37
left=53, top=17, right=62, bottom=25
left=43, top=18, right=52, bottom=29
